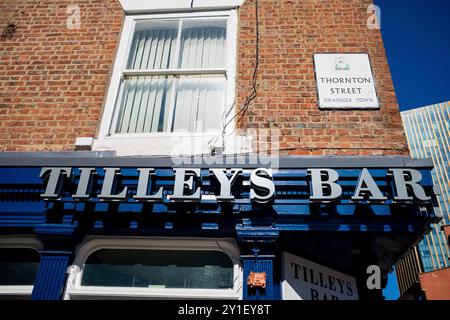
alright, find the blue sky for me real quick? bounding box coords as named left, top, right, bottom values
left=376, top=0, right=450, bottom=299
left=383, top=268, right=400, bottom=300
left=374, top=0, right=450, bottom=111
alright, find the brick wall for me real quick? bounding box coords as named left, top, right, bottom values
left=0, top=0, right=409, bottom=155
left=0, top=0, right=123, bottom=151
left=237, top=0, right=408, bottom=156
left=419, top=268, right=450, bottom=300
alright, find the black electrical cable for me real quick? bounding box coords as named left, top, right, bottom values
left=207, top=0, right=260, bottom=152
left=235, top=0, right=260, bottom=125
left=222, top=0, right=260, bottom=132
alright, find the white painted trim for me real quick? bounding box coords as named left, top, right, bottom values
left=92, top=132, right=252, bottom=156
left=92, top=133, right=220, bottom=156
left=74, top=137, right=94, bottom=150
left=0, top=237, right=43, bottom=298
left=95, top=10, right=239, bottom=156
left=118, top=0, right=245, bottom=14
left=97, top=15, right=134, bottom=139
left=223, top=8, right=238, bottom=137
left=64, top=237, right=242, bottom=300
left=130, top=10, right=235, bottom=21
left=66, top=287, right=240, bottom=300
left=0, top=286, right=34, bottom=298
left=122, top=68, right=227, bottom=76
left=98, top=131, right=221, bottom=139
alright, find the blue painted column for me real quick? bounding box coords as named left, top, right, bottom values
left=242, top=255, right=275, bottom=300
left=237, top=227, right=279, bottom=300
left=31, top=251, right=72, bottom=300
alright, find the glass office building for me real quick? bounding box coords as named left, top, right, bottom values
left=397, top=101, right=450, bottom=296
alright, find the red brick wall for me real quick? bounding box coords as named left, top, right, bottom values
left=0, top=0, right=123, bottom=151
left=419, top=268, right=450, bottom=300
left=0, top=0, right=409, bottom=155
left=237, top=0, right=408, bottom=156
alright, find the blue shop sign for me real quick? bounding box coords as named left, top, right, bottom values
left=39, top=166, right=432, bottom=205
left=0, top=154, right=440, bottom=233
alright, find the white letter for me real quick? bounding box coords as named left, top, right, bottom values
left=389, top=169, right=431, bottom=202
left=40, top=167, right=71, bottom=198
left=308, top=169, right=342, bottom=202
left=98, top=168, right=128, bottom=200
left=210, top=168, right=242, bottom=202
left=250, top=168, right=275, bottom=204
left=172, top=168, right=201, bottom=202
left=352, top=168, right=387, bottom=202
left=133, top=168, right=163, bottom=201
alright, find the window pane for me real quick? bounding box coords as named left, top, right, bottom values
left=117, top=19, right=228, bottom=134
left=82, top=249, right=234, bottom=289
left=179, top=19, right=227, bottom=69
left=115, top=76, right=173, bottom=133
left=0, top=248, right=40, bottom=285
left=127, top=20, right=179, bottom=70
left=172, top=75, right=225, bottom=132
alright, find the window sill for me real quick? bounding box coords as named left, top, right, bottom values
left=92, top=133, right=252, bottom=156
left=65, top=287, right=241, bottom=300
left=0, top=286, right=33, bottom=298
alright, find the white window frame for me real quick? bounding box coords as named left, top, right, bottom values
left=94, top=10, right=238, bottom=155
left=118, top=0, right=245, bottom=14
left=0, top=237, right=43, bottom=299
left=63, top=237, right=242, bottom=300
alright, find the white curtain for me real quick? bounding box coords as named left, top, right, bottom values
left=116, top=76, right=173, bottom=133
left=172, top=76, right=225, bottom=132
left=178, top=23, right=226, bottom=69
left=115, top=20, right=227, bottom=134
left=128, top=27, right=177, bottom=69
